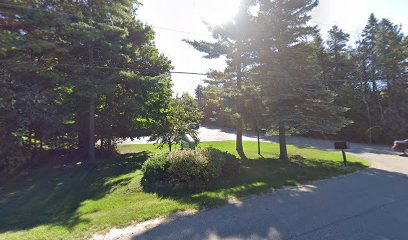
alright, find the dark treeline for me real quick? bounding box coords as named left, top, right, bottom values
left=192, top=1, right=407, bottom=158
left=0, top=0, right=176, bottom=171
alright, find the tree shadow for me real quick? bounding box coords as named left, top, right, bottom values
left=133, top=168, right=408, bottom=240
left=0, top=151, right=150, bottom=234
left=141, top=156, right=366, bottom=210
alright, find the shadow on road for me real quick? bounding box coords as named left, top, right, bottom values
left=133, top=168, right=408, bottom=240
left=140, top=157, right=366, bottom=210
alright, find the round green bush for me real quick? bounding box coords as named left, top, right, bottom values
left=142, top=148, right=240, bottom=187
left=141, top=153, right=171, bottom=184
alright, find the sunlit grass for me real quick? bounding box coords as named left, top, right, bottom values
left=0, top=141, right=368, bottom=240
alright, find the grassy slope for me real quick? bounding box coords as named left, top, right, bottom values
left=0, top=141, right=368, bottom=240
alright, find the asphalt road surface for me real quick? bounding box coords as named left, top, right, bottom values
left=114, top=126, right=408, bottom=240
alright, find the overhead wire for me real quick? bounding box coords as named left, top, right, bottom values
left=1, top=2, right=406, bottom=83
left=0, top=2, right=368, bottom=38
left=2, top=60, right=406, bottom=84
left=0, top=60, right=209, bottom=76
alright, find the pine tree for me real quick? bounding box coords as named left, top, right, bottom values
left=256, top=0, right=317, bottom=160
left=0, top=0, right=173, bottom=166
left=326, top=25, right=351, bottom=87
left=354, top=14, right=407, bottom=142
left=374, top=18, right=407, bottom=140
left=360, top=14, right=380, bottom=92
left=254, top=0, right=349, bottom=159
left=185, top=2, right=257, bottom=159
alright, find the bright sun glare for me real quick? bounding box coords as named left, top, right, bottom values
left=195, top=0, right=241, bottom=26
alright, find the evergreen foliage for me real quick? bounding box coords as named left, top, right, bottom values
left=0, top=0, right=173, bottom=170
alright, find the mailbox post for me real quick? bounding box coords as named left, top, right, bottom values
left=334, top=141, right=348, bottom=167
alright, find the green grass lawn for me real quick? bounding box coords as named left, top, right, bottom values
left=0, top=141, right=368, bottom=240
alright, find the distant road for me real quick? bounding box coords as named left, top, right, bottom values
left=121, top=125, right=404, bottom=173
left=120, top=125, right=264, bottom=144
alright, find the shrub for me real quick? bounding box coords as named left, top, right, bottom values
left=141, top=153, right=171, bottom=184
left=203, top=148, right=236, bottom=179
left=142, top=148, right=240, bottom=187
left=216, top=150, right=240, bottom=177
left=168, top=150, right=209, bottom=183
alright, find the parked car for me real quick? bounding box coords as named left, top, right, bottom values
left=392, top=139, right=408, bottom=155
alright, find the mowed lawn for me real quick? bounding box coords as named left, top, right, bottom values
left=0, top=141, right=368, bottom=240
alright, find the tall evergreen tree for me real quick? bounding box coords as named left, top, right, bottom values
left=254, top=0, right=349, bottom=159
left=326, top=25, right=351, bottom=87
left=185, top=1, right=257, bottom=158
left=374, top=18, right=407, bottom=140
left=352, top=14, right=407, bottom=142
left=360, top=14, right=380, bottom=92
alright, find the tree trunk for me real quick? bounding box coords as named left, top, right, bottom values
left=279, top=121, right=288, bottom=160
left=371, top=78, right=384, bottom=125
left=363, top=99, right=373, bottom=144
left=107, top=138, right=112, bottom=152
left=168, top=142, right=172, bottom=152
left=359, top=62, right=373, bottom=144
left=236, top=120, right=245, bottom=157
left=100, top=137, right=104, bottom=151
left=39, top=138, right=43, bottom=151
left=88, top=98, right=96, bottom=162
left=27, top=130, right=32, bottom=151
left=257, top=130, right=261, bottom=156
left=78, top=104, right=89, bottom=153
left=362, top=82, right=373, bottom=144
left=85, top=0, right=96, bottom=162
left=235, top=50, right=246, bottom=159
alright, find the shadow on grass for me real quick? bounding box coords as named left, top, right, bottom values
left=142, top=157, right=367, bottom=209
left=0, top=151, right=150, bottom=234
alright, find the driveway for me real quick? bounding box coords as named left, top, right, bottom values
left=114, top=126, right=408, bottom=240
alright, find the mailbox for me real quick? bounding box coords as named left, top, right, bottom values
left=334, top=141, right=349, bottom=167
left=181, top=134, right=196, bottom=150
left=334, top=141, right=348, bottom=150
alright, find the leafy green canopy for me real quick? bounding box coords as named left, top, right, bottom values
left=149, top=93, right=202, bottom=152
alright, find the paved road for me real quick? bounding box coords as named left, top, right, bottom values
left=120, top=125, right=266, bottom=145
left=116, top=126, right=408, bottom=240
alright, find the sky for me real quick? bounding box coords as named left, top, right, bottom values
left=137, top=0, right=408, bottom=96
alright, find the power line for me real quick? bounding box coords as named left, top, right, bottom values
left=171, top=71, right=207, bottom=76
left=2, top=2, right=406, bottom=83
left=0, top=59, right=208, bottom=76
left=310, top=20, right=362, bottom=37
left=3, top=2, right=394, bottom=47
left=2, top=60, right=406, bottom=84
left=1, top=2, right=366, bottom=39
left=152, top=26, right=210, bottom=37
